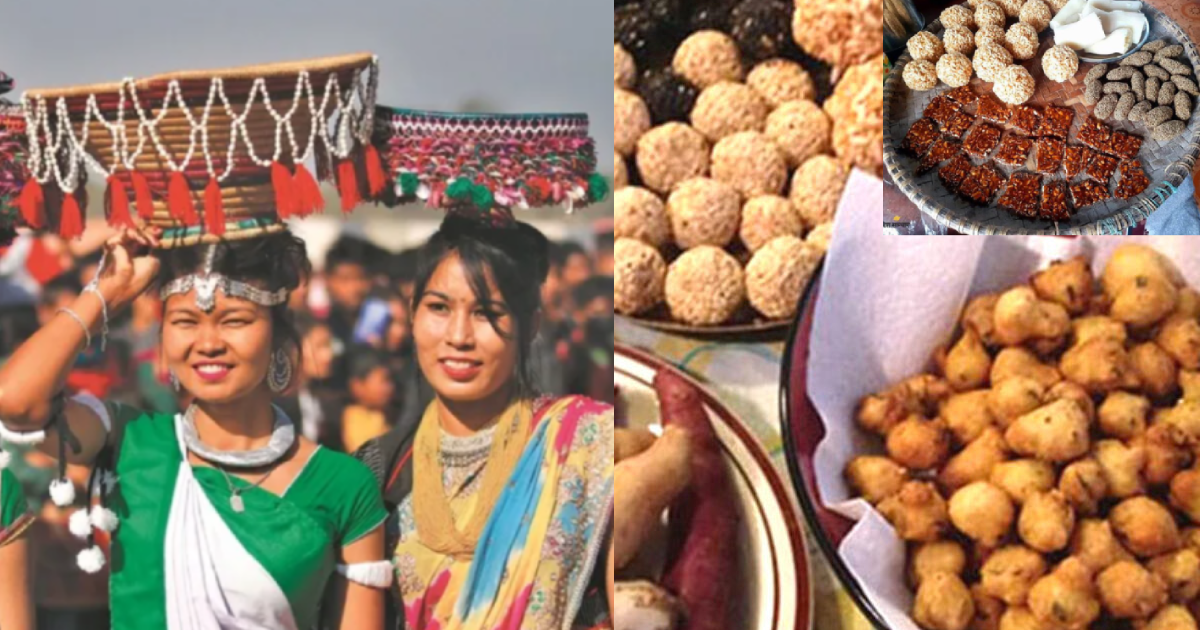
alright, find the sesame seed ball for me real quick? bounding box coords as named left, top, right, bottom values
left=1005, top=23, right=1039, bottom=60
left=1042, top=44, right=1079, bottom=82
left=765, top=100, right=832, bottom=168
left=1019, top=0, right=1052, bottom=31
left=994, top=64, right=1037, bottom=104
left=789, top=155, right=850, bottom=227
left=824, top=56, right=884, bottom=178
left=741, top=195, right=803, bottom=252
left=616, top=88, right=651, bottom=157
left=937, top=52, right=976, bottom=87
left=666, top=177, right=741, bottom=249
left=615, top=44, right=636, bottom=89
left=974, top=43, right=1014, bottom=82
left=635, top=123, right=710, bottom=194
left=996, top=0, right=1025, bottom=18
left=975, top=1, right=1006, bottom=29
left=976, top=25, right=1006, bottom=49
left=943, top=26, right=976, bottom=56
left=711, top=131, right=788, bottom=198
left=614, top=238, right=667, bottom=316
left=615, top=186, right=672, bottom=249
left=908, top=32, right=945, bottom=62
left=903, top=59, right=940, bottom=91
left=746, top=59, right=815, bottom=108
left=615, top=155, right=629, bottom=190
left=665, top=246, right=745, bottom=325
left=691, top=81, right=769, bottom=141
left=941, top=5, right=976, bottom=29
left=806, top=222, right=834, bottom=254
left=746, top=235, right=822, bottom=320
left=673, top=30, right=744, bottom=89
left=1046, top=0, right=1069, bottom=10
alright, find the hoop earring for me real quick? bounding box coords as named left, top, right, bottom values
left=169, top=370, right=180, bottom=392
left=267, top=348, right=293, bottom=394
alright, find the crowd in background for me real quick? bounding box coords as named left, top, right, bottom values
left=0, top=221, right=614, bottom=628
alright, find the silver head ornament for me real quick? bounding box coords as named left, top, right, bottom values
left=159, top=243, right=289, bottom=312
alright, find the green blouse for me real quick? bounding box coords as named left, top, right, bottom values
left=0, top=466, right=31, bottom=545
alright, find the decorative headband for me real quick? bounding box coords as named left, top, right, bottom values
left=159, top=243, right=288, bottom=311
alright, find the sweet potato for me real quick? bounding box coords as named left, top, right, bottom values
left=617, top=428, right=658, bottom=463
left=615, top=426, right=693, bottom=569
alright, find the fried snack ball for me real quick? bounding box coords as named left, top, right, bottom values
left=1111, top=274, right=1179, bottom=328
left=1027, top=557, right=1101, bottom=629
left=971, top=584, right=1005, bottom=630
left=1099, top=392, right=1152, bottom=439
left=964, top=293, right=1002, bottom=347
left=1103, top=244, right=1186, bottom=298
left=1059, top=458, right=1109, bottom=515
left=946, top=330, right=993, bottom=392
left=980, top=545, right=1048, bottom=605
left=1005, top=399, right=1091, bottom=463
left=1139, top=422, right=1193, bottom=486
left=1148, top=548, right=1200, bottom=602
left=1182, top=371, right=1200, bottom=401
left=845, top=455, right=909, bottom=504
left=1162, top=398, right=1200, bottom=446
left=949, top=481, right=1015, bottom=546
left=991, top=459, right=1057, bottom=504
left=1170, top=466, right=1200, bottom=524
left=1072, top=315, right=1128, bottom=348
left=914, top=572, right=976, bottom=630
left=910, top=540, right=969, bottom=587
left=1157, top=316, right=1200, bottom=370
left=1018, top=491, right=1076, bottom=553
left=941, top=390, right=998, bottom=444
left=1111, top=497, right=1182, bottom=558
left=1061, top=337, right=1137, bottom=394
left=940, top=427, right=1009, bottom=492
left=1073, top=518, right=1135, bottom=572
left=888, top=415, right=952, bottom=470
left=1047, top=381, right=1097, bottom=424
left=994, top=286, right=1072, bottom=347
left=1097, top=560, right=1169, bottom=619
left=1144, top=605, right=1199, bottom=630
left=1178, top=289, right=1200, bottom=320
left=857, top=374, right=953, bottom=435
left=1132, top=341, right=1180, bottom=398
left=1095, top=438, right=1147, bottom=499
left=878, top=480, right=950, bottom=542
left=988, top=377, right=1047, bottom=429
left=991, top=348, right=1062, bottom=389
left=1032, top=257, right=1094, bottom=315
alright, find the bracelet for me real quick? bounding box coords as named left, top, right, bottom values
left=82, top=285, right=109, bottom=352
left=57, top=307, right=92, bottom=349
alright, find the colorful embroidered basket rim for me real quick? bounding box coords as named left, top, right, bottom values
left=379, top=106, right=589, bottom=122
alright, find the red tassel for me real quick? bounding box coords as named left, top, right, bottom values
left=271, top=162, right=297, bottom=219
left=365, top=144, right=387, bottom=197
left=106, top=175, right=134, bottom=229
left=59, top=192, right=84, bottom=240
left=168, top=172, right=198, bottom=225
left=338, top=159, right=361, bottom=213
left=17, top=180, right=44, bottom=229
left=132, top=171, right=155, bottom=219
left=293, top=164, right=325, bottom=216
left=204, top=178, right=225, bottom=236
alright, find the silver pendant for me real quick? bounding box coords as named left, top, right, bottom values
left=230, top=493, right=245, bottom=513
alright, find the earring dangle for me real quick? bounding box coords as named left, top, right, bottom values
left=169, top=371, right=180, bottom=392
left=268, top=349, right=293, bottom=393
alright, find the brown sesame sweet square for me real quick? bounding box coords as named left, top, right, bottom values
left=1077, top=116, right=1112, bottom=152
left=1010, top=105, right=1043, bottom=135
left=943, top=110, right=976, bottom=140
left=918, top=138, right=963, bottom=174
left=944, top=85, right=979, bottom=105
left=924, top=96, right=962, bottom=126
left=1041, top=180, right=1071, bottom=221
left=1115, top=160, right=1151, bottom=199
left=963, top=123, right=1004, bottom=159
left=995, top=134, right=1035, bottom=167
left=1107, top=130, right=1143, bottom=161
left=976, top=94, right=1012, bottom=124
left=959, top=161, right=1004, bottom=205
left=1086, top=152, right=1120, bottom=182
left=1063, top=145, right=1090, bottom=178
left=1036, top=137, right=1066, bottom=174
left=1070, top=178, right=1111, bottom=208
left=998, top=172, right=1042, bottom=218
left=1035, top=106, right=1075, bottom=139
left=902, top=118, right=941, bottom=156
left=939, top=153, right=974, bottom=192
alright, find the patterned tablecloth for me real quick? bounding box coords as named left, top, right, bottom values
left=616, top=318, right=874, bottom=630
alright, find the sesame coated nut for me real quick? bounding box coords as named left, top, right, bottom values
left=666, top=177, right=741, bottom=249
left=746, top=59, right=815, bottom=108
left=1085, top=64, right=1109, bottom=83
left=691, top=81, right=769, bottom=141
left=746, top=235, right=822, bottom=320
left=740, top=195, right=803, bottom=252
left=1084, top=80, right=1103, bottom=106
left=790, top=155, right=850, bottom=227
left=614, top=238, right=667, bottom=316
left=1113, top=92, right=1137, bottom=121
left=615, top=186, right=672, bottom=249
left=1152, top=119, right=1186, bottom=142
left=1095, top=93, right=1119, bottom=119
left=673, top=30, right=744, bottom=89
left=1143, top=105, right=1174, bottom=128
left=665, top=246, right=745, bottom=325
left=711, top=131, right=788, bottom=198
left=765, top=100, right=832, bottom=168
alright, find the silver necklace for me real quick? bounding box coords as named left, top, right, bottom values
left=217, top=465, right=277, bottom=513
left=182, top=404, right=296, bottom=469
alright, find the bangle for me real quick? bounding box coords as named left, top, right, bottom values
left=57, top=307, right=92, bottom=349
left=82, top=285, right=109, bottom=352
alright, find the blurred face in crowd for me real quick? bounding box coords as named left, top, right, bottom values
left=288, top=277, right=310, bottom=312
left=560, top=252, right=592, bottom=290
left=302, top=323, right=335, bottom=381
left=325, top=261, right=371, bottom=313
left=385, top=297, right=411, bottom=354
left=161, top=291, right=276, bottom=403
left=596, top=250, right=614, bottom=276
left=413, top=253, right=518, bottom=405
left=575, top=296, right=614, bottom=326
left=349, top=365, right=394, bottom=411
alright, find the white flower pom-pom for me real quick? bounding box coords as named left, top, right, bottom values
left=49, top=478, right=76, bottom=507
left=90, top=506, right=119, bottom=533
left=77, top=546, right=106, bottom=574
left=0, top=450, right=10, bottom=470
left=69, top=509, right=93, bottom=539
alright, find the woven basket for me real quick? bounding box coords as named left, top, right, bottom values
left=882, top=4, right=1200, bottom=235
left=22, top=53, right=377, bottom=247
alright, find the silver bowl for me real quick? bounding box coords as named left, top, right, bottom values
left=1075, top=12, right=1152, bottom=63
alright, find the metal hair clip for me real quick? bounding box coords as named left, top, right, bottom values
left=159, top=244, right=289, bottom=312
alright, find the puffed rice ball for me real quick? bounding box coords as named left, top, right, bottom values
left=806, top=222, right=834, bottom=253
left=941, top=5, right=976, bottom=29
left=903, top=59, right=939, bottom=91
left=1019, top=0, right=1052, bottom=31
left=745, top=236, right=822, bottom=320
left=691, top=81, right=769, bottom=141
left=937, top=52, right=975, bottom=87
left=615, top=187, right=671, bottom=248
left=635, top=123, right=710, bottom=194
left=673, top=30, right=744, bottom=89
left=824, top=56, right=884, bottom=178
left=765, top=100, right=832, bottom=168
left=943, top=26, right=976, bottom=56
left=665, top=246, right=745, bottom=326
left=995, top=64, right=1037, bottom=104
left=615, top=238, right=667, bottom=316
left=789, top=155, right=849, bottom=227
left=615, top=155, right=628, bottom=189
left=975, top=1, right=1006, bottom=28
left=746, top=59, right=816, bottom=108
left=615, top=88, right=650, bottom=157
left=1047, top=0, right=1070, bottom=11
left=976, top=25, right=1006, bottom=49
left=615, top=44, right=636, bottom=89
left=1005, top=22, right=1039, bottom=60
left=740, top=195, right=802, bottom=252
left=791, top=0, right=884, bottom=73
left=974, top=43, right=1014, bottom=82
left=1042, top=44, right=1079, bottom=82
left=711, top=131, right=788, bottom=198
left=666, top=177, right=741, bottom=249
left=908, top=32, right=945, bottom=62
left=996, top=0, right=1025, bottom=18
